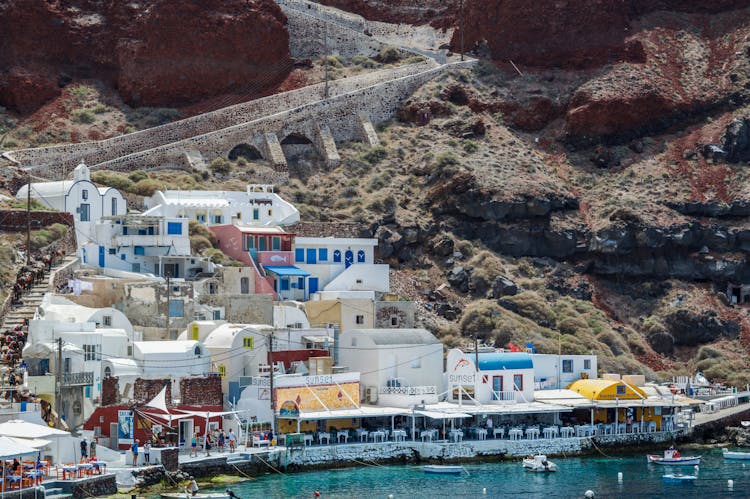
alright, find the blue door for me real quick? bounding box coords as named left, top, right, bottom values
left=98, top=246, right=105, bottom=267
left=309, top=277, right=319, bottom=295
left=344, top=250, right=353, bottom=268
left=492, top=376, right=503, bottom=400
left=306, top=248, right=317, bottom=264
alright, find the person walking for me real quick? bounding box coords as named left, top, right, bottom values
left=218, top=430, right=225, bottom=453
left=190, top=434, right=198, bottom=458
left=144, top=440, right=151, bottom=465
left=80, top=438, right=88, bottom=460
left=131, top=439, right=139, bottom=466
left=90, top=437, right=97, bottom=460
left=228, top=429, right=236, bottom=453
left=204, top=432, right=212, bottom=457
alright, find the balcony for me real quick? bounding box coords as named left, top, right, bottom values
left=62, top=371, right=94, bottom=386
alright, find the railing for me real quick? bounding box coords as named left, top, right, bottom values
left=379, top=385, right=437, bottom=396
left=62, top=371, right=94, bottom=386
left=491, top=390, right=517, bottom=402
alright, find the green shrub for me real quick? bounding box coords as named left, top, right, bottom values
left=126, top=107, right=181, bottom=129
left=210, top=157, right=232, bottom=175
left=557, top=316, right=590, bottom=336
left=91, top=171, right=135, bottom=192
left=236, top=157, right=248, bottom=167
left=69, top=86, right=93, bottom=105
left=127, top=170, right=149, bottom=183
left=133, top=178, right=162, bottom=196
left=505, top=291, right=556, bottom=324
left=188, top=220, right=217, bottom=246
left=204, top=248, right=228, bottom=264
left=350, top=55, right=378, bottom=68
left=359, top=146, right=388, bottom=165
left=29, top=229, right=53, bottom=250
left=190, top=235, right=213, bottom=254
left=378, top=46, right=401, bottom=63
left=436, top=152, right=458, bottom=168
left=92, top=104, right=109, bottom=114
left=72, top=109, right=95, bottom=124
left=320, top=55, right=344, bottom=68
left=463, top=140, right=479, bottom=153
left=48, top=223, right=69, bottom=240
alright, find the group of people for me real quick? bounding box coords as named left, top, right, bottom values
left=129, top=439, right=153, bottom=466
left=10, top=250, right=61, bottom=305
left=79, top=437, right=98, bottom=461
left=189, top=429, right=238, bottom=457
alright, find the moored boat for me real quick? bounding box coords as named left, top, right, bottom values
left=423, top=465, right=465, bottom=475
left=647, top=448, right=701, bottom=466
left=663, top=474, right=697, bottom=483
left=722, top=448, right=750, bottom=460
left=523, top=455, right=558, bottom=472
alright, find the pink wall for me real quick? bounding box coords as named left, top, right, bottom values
left=210, top=225, right=253, bottom=266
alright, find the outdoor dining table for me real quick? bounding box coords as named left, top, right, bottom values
left=508, top=428, right=524, bottom=440
left=78, top=462, right=94, bottom=477
left=448, top=429, right=464, bottom=442
left=6, top=474, right=21, bottom=489
left=318, top=432, right=331, bottom=445
left=24, top=470, right=43, bottom=485
left=336, top=431, right=349, bottom=443
left=647, top=421, right=657, bottom=432
left=369, top=431, right=386, bottom=443
left=303, top=434, right=314, bottom=446
left=616, top=423, right=627, bottom=434
left=542, top=426, right=559, bottom=439
left=560, top=427, right=575, bottom=438
left=525, top=428, right=540, bottom=440
left=599, top=423, right=614, bottom=435
left=392, top=429, right=407, bottom=442
left=420, top=430, right=435, bottom=442
left=576, top=425, right=595, bottom=437
left=475, top=428, right=488, bottom=440
left=62, top=464, right=78, bottom=479
left=356, top=429, right=369, bottom=442
left=91, top=461, right=107, bottom=474
left=493, top=427, right=505, bottom=439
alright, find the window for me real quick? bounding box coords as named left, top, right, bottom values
left=298, top=277, right=305, bottom=290
left=134, top=246, right=145, bottom=255
left=295, top=248, right=304, bottom=262
left=104, top=366, right=112, bottom=378
left=217, top=365, right=226, bottom=377
left=355, top=315, right=364, bottom=325
left=213, top=215, right=223, bottom=224
left=63, top=357, right=71, bottom=373
left=82, top=189, right=88, bottom=200
left=236, top=212, right=242, bottom=220
left=280, top=278, right=289, bottom=291
left=272, top=237, right=281, bottom=251
left=196, top=214, right=206, bottom=223
left=318, top=248, right=328, bottom=261
left=390, top=316, right=399, bottom=327
left=243, top=337, right=254, bottom=349
left=169, top=299, right=184, bottom=317
left=167, top=222, right=182, bottom=235
left=513, top=374, right=523, bottom=391
left=357, top=250, right=366, bottom=263
left=584, top=359, right=591, bottom=370
left=194, top=346, right=202, bottom=356
left=103, top=315, right=112, bottom=327
left=79, top=203, right=90, bottom=222
left=240, top=277, right=250, bottom=294
left=111, top=197, right=117, bottom=215
left=191, top=324, right=199, bottom=341
left=244, top=235, right=255, bottom=251
left=333, top=250, right=341, bottom=263
left=84, top=344, right=101, bottom=361
left=121, top=254, right=126, bottom=260
left=253, top=208, right=259, bottom=220
left=208, top=282, right=217, bottom=295
left=356, top=279, right=363, bottom=284
left=562, top=359, right=573, bottom=373
left=616, top=384, right=626, bottom=395
left=351, top=338, right=357, bottom=347
left=268, top=209, right=273, bottom=217
left=108, top=248, right=116, bottom=255
left=212, top=310, right=221, bottom=320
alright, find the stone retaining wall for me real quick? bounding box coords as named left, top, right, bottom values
left=70, top=474, right=117, bottom=499
left=0, top=210, right=73, bottom=231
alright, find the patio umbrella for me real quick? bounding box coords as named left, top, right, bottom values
left=0, top=436, right=36, bottom=460
left=0, top=420, right=68, bottom=464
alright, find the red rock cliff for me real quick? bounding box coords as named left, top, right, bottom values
left=0, top=0, right=291, bottom=113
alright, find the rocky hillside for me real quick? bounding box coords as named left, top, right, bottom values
left=0, top=0, right=291, bottom=113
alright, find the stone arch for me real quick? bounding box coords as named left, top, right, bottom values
left=228, top=143, right=263, bottom=161
left=280, top=133, right=314, bottom=145
left=279, top=132, right=320, bottom=172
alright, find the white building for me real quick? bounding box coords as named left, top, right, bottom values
left=293, top=237, right=388, bottom=295
left=338, top=329, right=443, bottom=408
left=532, top=354, right=598, bottom=390
left=132, top=340, right=210, bottom=382
left=81, top=214, right=211, bottom=278
left=143, top=184, right=299, bottom=227
left=16, top=163, right=126, bottom=248
left=445, top=349, right=536, bottom=405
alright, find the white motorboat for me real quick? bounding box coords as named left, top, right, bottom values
left=663, top=474, right=697, bottom=483
left=723, top=448, right=750, bottom=460
left=647, top=448, right=701, bottom=466
left=523, top=455, right=557, bottom=472
left=423, top=464, right=465, bottom=475
left=740, top=421, right=750, bottom=428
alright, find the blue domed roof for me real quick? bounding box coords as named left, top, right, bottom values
left=477, top=352, right=533, bottom=371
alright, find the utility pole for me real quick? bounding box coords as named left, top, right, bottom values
left=55, top=337, right=62, bottom=425
left=474, top=333, right=479, bottom=371
left=323, top=24, right=330, bottom=99
left=459, top=0, right=465, bottom=61
left=165, top=274, right=171, bottom=339
left=268, top=330, right=276, bottom=435
left=25, top=172, right=31, bottom=264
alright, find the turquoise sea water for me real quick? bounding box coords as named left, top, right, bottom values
left=194, top=449, right=750, bottom=498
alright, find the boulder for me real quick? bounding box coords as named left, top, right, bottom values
left=447, top=266, right=469, bottom=293
left=491, top=276, right=518, bottom=297
left=722, top=116, right=750, bottom=163
left=431, top=235, right=455, bottom=257
left=665, top=309, right=741, bottom=346
left=647, top=330, right=675, bottom=355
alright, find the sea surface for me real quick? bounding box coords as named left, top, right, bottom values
left=193, top=448, right=750, bottom=498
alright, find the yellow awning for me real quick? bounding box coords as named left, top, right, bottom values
left=567, top=379, right=646, bottom=401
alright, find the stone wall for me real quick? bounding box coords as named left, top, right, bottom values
left=70, top=474, right=117, bottom=499
left=134, top=378, right=171, bottom=405
left=0, top=210, right=73, bottom=231
left=375, top=300, right=416, bottom=328
left=180, top=376, right=223, bottom=406
left=290, top=221, right=370, bottom=238
left=198, top=294, right=274, bottom=324
left=101, top=376, right=120, bottom=406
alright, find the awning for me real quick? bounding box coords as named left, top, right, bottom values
left=296, top=406, right=408, bottom=421
left=415, top=410, right=471, bottom=420
left=264, top=266, right=310, bottom=277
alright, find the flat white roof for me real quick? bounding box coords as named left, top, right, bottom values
left=294, top=237, right=377, bottom=246
left=423, top=401, right=573, bottom=415
left=134, top=340, right=200, bottom=354
left=297, top=405, right=408, bottom=421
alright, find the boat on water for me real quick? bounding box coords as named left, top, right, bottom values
left=423, top=465, right=465, bottom=475
left=523, top=455, right=558, bottom=472
left=663, top=474, right=697, bottom=483
left=723, top=448, right=750, bottom=460
left=647, top=448, right=701, bottom=466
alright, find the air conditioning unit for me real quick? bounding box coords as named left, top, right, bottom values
left=366, top=386, right=378, bottom=404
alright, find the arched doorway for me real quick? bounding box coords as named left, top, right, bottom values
left=344, top=250, right=353, bottom=268
left=228, top=143, right=263, bottom=161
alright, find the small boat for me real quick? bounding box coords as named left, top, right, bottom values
left=647, top=448, right=701, bottom=465
left=423, top=465, right=465, bottom=475
left=523, top=454, right=558, bottom=472
left=663, top=474, right=697, bottom=483
left=723, top=448, right=750, bottom=460
left=741, top=421, right=750, bottom=428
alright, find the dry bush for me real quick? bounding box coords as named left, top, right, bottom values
left=505, top=291, right=556, bottom=324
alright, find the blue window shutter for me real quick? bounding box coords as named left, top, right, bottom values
left=333, top=250, right=341, bottom=262
left=280, top=279, right=289, bottom=291
left=167, top=222, right=182, bottom=235
left=169, top=300, right=184, bottom=317
left=295, top=248, right=304, bottom=262
left=134, top=246, right=145, bottom=255
left=357, top=250, right=366, bottom=263
left=120, top=254, right=126, bottom=261
left=319, top=248, right=328, bottom=261
left=298, top=277, right=305, bottom=290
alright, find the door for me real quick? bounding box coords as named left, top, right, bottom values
left=344, top=250, right=353, bottom=268
left=308, top=277, right=319, bottom=295
left=99, top=246, right=105, bottom=267
left=492, top=376, right=503, bottom=400
left=259, top=237, right=267, bottom=251
left=306, top=248, right=317, bottom=264
left=110, top=423, right=118, bottom=449
left=179, top=420, right=194, bottom=447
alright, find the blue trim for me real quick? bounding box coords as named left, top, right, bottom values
left=477, top=352, right=533, bottom=371
left=295, top=248, right=305, bottom=262
left=264, top=266, right=311, bottom=277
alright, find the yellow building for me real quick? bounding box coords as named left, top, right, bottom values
left=305, top=298, right=374, bottom=332
left=567, top=379, right=663, bottom=428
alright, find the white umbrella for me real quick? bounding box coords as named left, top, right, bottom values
left=0, top=436, right=37, bottom=460
left=0, top=420, right=68, bottom=438
left=5, top=436, right=51, bottom=449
